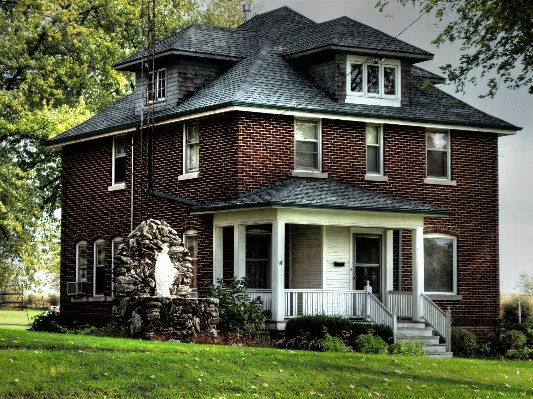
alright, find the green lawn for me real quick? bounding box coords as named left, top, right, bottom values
left=1, top=329, right=532, bottom=398
left=0, top=309, right=43, bottom=329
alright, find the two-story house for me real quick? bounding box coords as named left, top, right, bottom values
left=47, top=6, right=519, bottom=343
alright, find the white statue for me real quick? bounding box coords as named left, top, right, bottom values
left=154, top=244, right=176, bottom=297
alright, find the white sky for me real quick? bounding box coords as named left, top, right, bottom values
left=261, top=0, right=533, bottom=293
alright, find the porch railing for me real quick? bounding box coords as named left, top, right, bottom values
left=366, top=291, right=394, bottom=327
left=247, top=289, right=272, bottom=313
left=388, top=291, right=413, bottom=318
left=284, top=289, right=367, bottom=318
left=421, top=293, right=452, bottom=352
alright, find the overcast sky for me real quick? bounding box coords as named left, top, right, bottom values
left=260, top=0, right=533, bottom=293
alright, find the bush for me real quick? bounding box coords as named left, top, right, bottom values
left=500, top=329, right=527, bottom=351
left=350, top=323, right=394, bottom=345
left=321, top=331, right=353, bottom=353
left=504, top=323, right=533, bottom=348
left=284, top=315, right=352, bottom=341
left=29, top=310, right=65, bottom=333
left=451, top=328, right=477, bottom=357
left=48, top=293, right=59, bottom=307
left=355, top=332, right=389, bottom=354
left=207, top=278, right=265, bottom=338
left=391, top=340, right=426, bottom=356
left=502, top=297, right=533, bottom=326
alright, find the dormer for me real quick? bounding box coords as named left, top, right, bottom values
left=284, top=16, right=434, bottom=108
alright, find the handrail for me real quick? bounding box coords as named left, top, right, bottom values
left=366, top=291, right=394, bottom=327
left=421, top=293, right=452, bottom=352
left=388, top=291, right=412, bottom=318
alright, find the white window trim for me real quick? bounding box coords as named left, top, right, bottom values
left=345, top=56, right=401, bottom=107
left=423, top=233, right=457, bottom=295
left=426, top=129, right=452, bottom=181
left=76, top=241, right=87, bottom=283
left=365, top=123, right=384, bottom=177
left=111, top=237, right=123, bottom=298
left=294, top=117, right=322, bottom=173
left=147, top=68, right=166, bottom=103
left=182, top=122, right=200, bottom=176
left=184, top=230, right=198, bottom=291
left=94, top=239, right=105, bottom=296
left=111, top=135, right=126, bottom=188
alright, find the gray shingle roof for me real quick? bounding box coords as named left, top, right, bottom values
left=47, top=6, right=519, bottom=147
left=190, top=178, right=453, bottom=216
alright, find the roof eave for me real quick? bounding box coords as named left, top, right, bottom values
left=285, top=45, right=434, bottom=63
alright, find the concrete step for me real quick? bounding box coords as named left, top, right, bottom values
left=424, top=344, right=447, bottom=353
left=396, top=335, right=440, bottom=346
left=397, top=321, right=426, bottom=329
left=425, top=351, right=453, bottom=359
left=396, top=327, right=434, bottom=337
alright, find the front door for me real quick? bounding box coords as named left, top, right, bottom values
left=353, top=235, right=381, bottom=299
left=246, top=232, right=271, bottom=289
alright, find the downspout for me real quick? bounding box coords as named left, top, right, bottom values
left=397, top=230, right=402, bottom=291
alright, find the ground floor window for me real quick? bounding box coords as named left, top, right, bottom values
left=94, top=240, right=105, bottom=296
left=246, top=229, right=271, bottom=289
left=424, top=233, right=457, bottom=294
left=77, top=242, right=87, bottom=283
left=111, top=238, right=123, bottom=296
left=184, top=230, right=198, bottom=288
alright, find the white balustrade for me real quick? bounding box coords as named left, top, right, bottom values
left=388, top=291, right=413, bottom=318
left=421, top=293, right=452, bottom=351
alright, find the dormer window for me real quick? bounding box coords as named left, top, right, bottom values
left=346, top=56, right=400, bottom=107
left=147, top=68, right=166, bottom=102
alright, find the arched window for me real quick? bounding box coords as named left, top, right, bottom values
left=76, top=241, right=88, bottom=283
left=183, top=230, right=198, bottom=289
left=94, top=239, right=105, bottom=296
left=111, top=237, right=123, bottom=297
left=424, top=233, right=457, bottom=294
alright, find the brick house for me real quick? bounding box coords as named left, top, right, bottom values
left=47, top=7, right=518, bottom=343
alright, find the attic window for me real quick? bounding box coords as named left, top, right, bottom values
left=147, top=68, right=166, bottom=102
left=346, top=56, right=401, bottom=107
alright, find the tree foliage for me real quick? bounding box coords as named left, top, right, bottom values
left=0, top=0, right=260, bottom=292
left=516, top=272, right=533, bottom=294
left=378, top=0, right=533, bottom=98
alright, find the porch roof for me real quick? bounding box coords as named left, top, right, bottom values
left=190, top=178, right=453, bottom=216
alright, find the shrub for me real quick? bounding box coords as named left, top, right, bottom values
left=391, top=340, right=426, bottom=356
left=29, top=310, right=65, bottom=333
left=500, top=329, right=527, bottom=351
left=284, top=315, right=352, bottom=341
left=48, top=293, right=59, bottom=307
left=321, top=331, right=353, bottom=353
left=350, top=323, right=394, bottom=345
left=355, top=332, right=389, bottom=354
left=504, top=323, right=533, bottom=348
left=207, top=278, right=265, bottom=338
left=451, top=328, right=477, bottom=357
left=502, top=297, right=533, bottom=326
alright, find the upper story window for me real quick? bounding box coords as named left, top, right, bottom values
left=147, top=68, right=166, bottom=103
left=294, top=118, right=321, bottom=171
left=113, top=136, right=126, bottom=185
left=426, top=130, right=450, bottom=179
left=346, top=56, right=401, bottom=106
left=94, top=240, right=105, bottom=296
left=184, top=230, right=198, bottom=289
left=185, top=122, right=199, bottom=173
left=424, top=234, right=457, bottom=294
left=366, top=124, right=383, bottom=175
left=77, top=242, right=87, bottom=283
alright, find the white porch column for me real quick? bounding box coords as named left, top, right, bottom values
left=411, top=227, right=424, bottom=321
left=385, top=229, right=394, bottom=306
left=234, top=224, right=246, bottom=279
left=213, top=226, right=224, bottom=283
left=271, top=220, right=285, bottom=323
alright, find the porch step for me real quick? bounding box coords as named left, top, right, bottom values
left=395, top=324, right=453, bottom=358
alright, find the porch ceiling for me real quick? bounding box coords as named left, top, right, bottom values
left=190, top=178, right=453, bottom=217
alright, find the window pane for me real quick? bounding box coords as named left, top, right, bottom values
left=367, top=65, right=379, bottom=94
left=187, top=123, right=199, bottom=143
left=366, top=125, right=379, bottom=145
left=187, top=143, right=199, bottom=171
left=355, top=237, right=379, bottom=264
left=114, top=157, right=126, bottom=184
left=295, top=120, right=318, bottom=140
left=96, top=243, right=105, bottom=267
left=115, top=137, right=126, bottom=157
left=185, top=235, right=197, bottom=289
left=427, top=132, right=448, bottom=150
left=427, top=150, right=448, bottom=178
left=355, top=266, right=380, bottom=292
left=350, top=63, right=363, bottom=92
left=157, top=69, right=166, bottom=99
left=366, top=146, right=379, bottom=174
left=78, top=245, right=87, bottom=267
left=424, top=238, right=453, bottom=292
left=246, top=234, right=270, bottom=289
left=384, top=66, right=396, bottom=95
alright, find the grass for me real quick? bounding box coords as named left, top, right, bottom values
left=0, top=309, right=43, bottom=329
left=1, top=329, right=533, bottom=398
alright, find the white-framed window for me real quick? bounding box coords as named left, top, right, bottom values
left=294, top=118, right=321, bottom=171
left=112, top=135, right=126, bottom=185
left=426, top=130, right=451, bottom=179
left=183, top=230, right=198, bottom=289
left=346, top=56, right=401, bottom=106
left=111, top=237, right=123, bottom=297
left=147, top=68, right=166, bottom=103
left=94, top=240, right=105, bottom=296
left=76, top=241, right=88, bottom=283
left=424, top=233, right=457, bottom=294
left=184, top=122, right=199, bottom=174
left=366, top=124, right=383, bottom=175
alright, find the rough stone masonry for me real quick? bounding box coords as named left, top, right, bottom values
left=112, top=219, right=219, bottom=341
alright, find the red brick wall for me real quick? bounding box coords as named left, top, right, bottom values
left=61, top=111, right=500, bottom=330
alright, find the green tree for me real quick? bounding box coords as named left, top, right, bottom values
left=516, top=272, right=533, bottom=294
left=378, top=0, right=533, bottom=98
left=0, top=0, right=261, bottom=292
